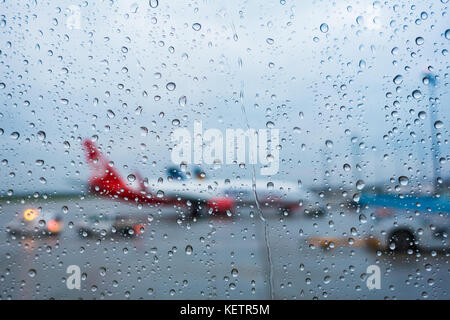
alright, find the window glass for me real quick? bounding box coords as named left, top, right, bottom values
left=0, top=0, right=448, bottom=300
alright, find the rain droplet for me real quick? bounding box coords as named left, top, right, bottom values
left=393, top=75, right=403, bottom=85
left=28, top=269, right=36, bottom=277
left=415, top=37, right=424, bottom=45
left=398, top=176, right=409, bottom=186
left=107, top=109, right=115, bottom=119
left=418, top=111, right=427, bottom=119
left=178, top=96, right=187, bottom=107
left=320, top=23, right=329, bottom=33
left=192, top=23, right=201, bottom=31
left=356, top=16, right=364, bottom=25
left=156, top=190, right=164, bottom=198
left=149, top=0, right=158, bottom=8
left=185, top=245, right=193, bottom=255
left=166, top=82, right=176, bottom=91
left=37, top=131, right=46, bottom=141
left=412, top=90, right=422, bottom=99
left=359, top=214, right=367, bottom=223
left=434, top=120, right=443, bottom=129
left=356, top=180, right=365, bottom=190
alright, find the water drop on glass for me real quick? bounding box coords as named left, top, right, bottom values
left=149, top=0, right=158, bottom=8
left=434, top=120, right=443, bottom=129
left=320, top=23, right=329, bottom=33
left=356, top=180, right=365, bottom=190
left=398, top=176, right=409, bottom=186
left=412, top=90, right=422, bottom=99
left=178, top=96, right=187, bottom=107
left=393, top=75, right=403, bottom=85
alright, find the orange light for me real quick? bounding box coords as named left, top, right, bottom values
left=24, top=208, right=39, bottom=221
left=47, top=219, right=63, bottom=233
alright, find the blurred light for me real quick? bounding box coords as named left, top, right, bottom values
left=47, top=219, right=63, bottom=233
left=24, top=208, right=39, bottom=221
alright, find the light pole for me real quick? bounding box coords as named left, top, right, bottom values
left=423, top=70, right=439, bottom=191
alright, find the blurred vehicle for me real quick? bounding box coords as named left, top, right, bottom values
left=113, top=215, right=146, bottom=237
left=77, top=214, right=146, bottom=238
left=76, top=214, right=115, bottom=238
left=83, top=139, right=325, bottom=218
left=7, top=208, right=63, bottom=237
left=360, top=194, right=449, bottom=252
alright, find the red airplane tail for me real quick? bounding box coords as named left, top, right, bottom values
left=82, top=139, right=152, bottom=203
left=83, top=139, right=108, bottom=172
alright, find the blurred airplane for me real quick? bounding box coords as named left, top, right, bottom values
left=83, top=139, right=323, bottom=217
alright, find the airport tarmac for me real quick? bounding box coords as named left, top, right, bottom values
left=0, top=197, right=448, bottom=299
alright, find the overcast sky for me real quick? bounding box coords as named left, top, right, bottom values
left=0, top=0, right=448, bottom=195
